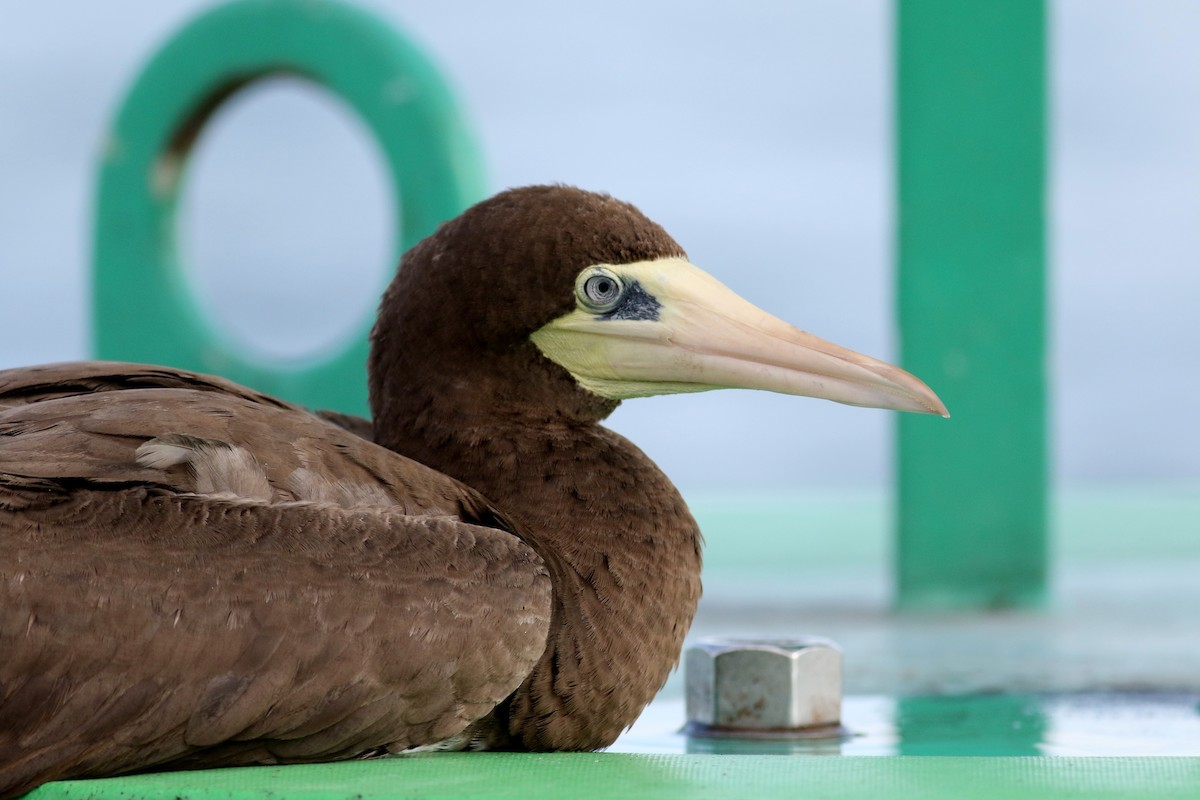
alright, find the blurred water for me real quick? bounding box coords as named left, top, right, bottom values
left=0, top=0, right=1196, bottom=491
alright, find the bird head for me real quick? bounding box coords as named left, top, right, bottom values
left=369, top=185, right=947, bottom=425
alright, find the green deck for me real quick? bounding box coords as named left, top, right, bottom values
left=28, top=755, right=1200, bottom=800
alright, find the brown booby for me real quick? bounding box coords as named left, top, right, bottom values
left=0, top=185, right=946, bottom=797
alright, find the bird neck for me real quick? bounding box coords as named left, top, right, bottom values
left=373, top=393, right=704, bottom=750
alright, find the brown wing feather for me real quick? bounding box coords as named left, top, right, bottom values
left=0, top=364, right=552, bottom=798
left=0, top=367, right=494, bottom=521
left=0, top=361, right=299, bottom=412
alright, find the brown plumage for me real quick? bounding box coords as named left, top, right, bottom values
left=0, top=186, right=945, bottom=798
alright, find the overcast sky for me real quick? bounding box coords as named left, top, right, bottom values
left=0, top=1, right=1196, bottom=491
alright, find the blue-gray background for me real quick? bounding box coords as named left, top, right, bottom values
left=1, top=1, right=1196, bottom=493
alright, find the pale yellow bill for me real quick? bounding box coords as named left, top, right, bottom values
left=531, top=258, right=949, bottom=417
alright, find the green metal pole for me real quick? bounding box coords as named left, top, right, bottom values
left=896, top=0, right=1048, bottom=609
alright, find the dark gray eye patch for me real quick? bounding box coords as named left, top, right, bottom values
left=602, top=280, right=661, bottom=321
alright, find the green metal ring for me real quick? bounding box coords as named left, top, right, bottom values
left=93, top=0, right=485, bottom=415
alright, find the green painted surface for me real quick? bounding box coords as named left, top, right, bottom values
left=93, top=0, right=485, bottom=415
left=895, top=1, right=1048, bottom=609
left=27, top=754, right=1200, bottom=800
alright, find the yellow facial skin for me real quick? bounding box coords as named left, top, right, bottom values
left=531, top=258, right=949, bottom=416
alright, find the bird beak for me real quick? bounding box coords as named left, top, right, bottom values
left=531, top=258, right=949, bottom=416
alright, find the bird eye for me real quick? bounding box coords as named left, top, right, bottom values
left=578, top=269, right=625, bottom=313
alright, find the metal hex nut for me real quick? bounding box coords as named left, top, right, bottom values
left=685, top=637, right=842, bottom=732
